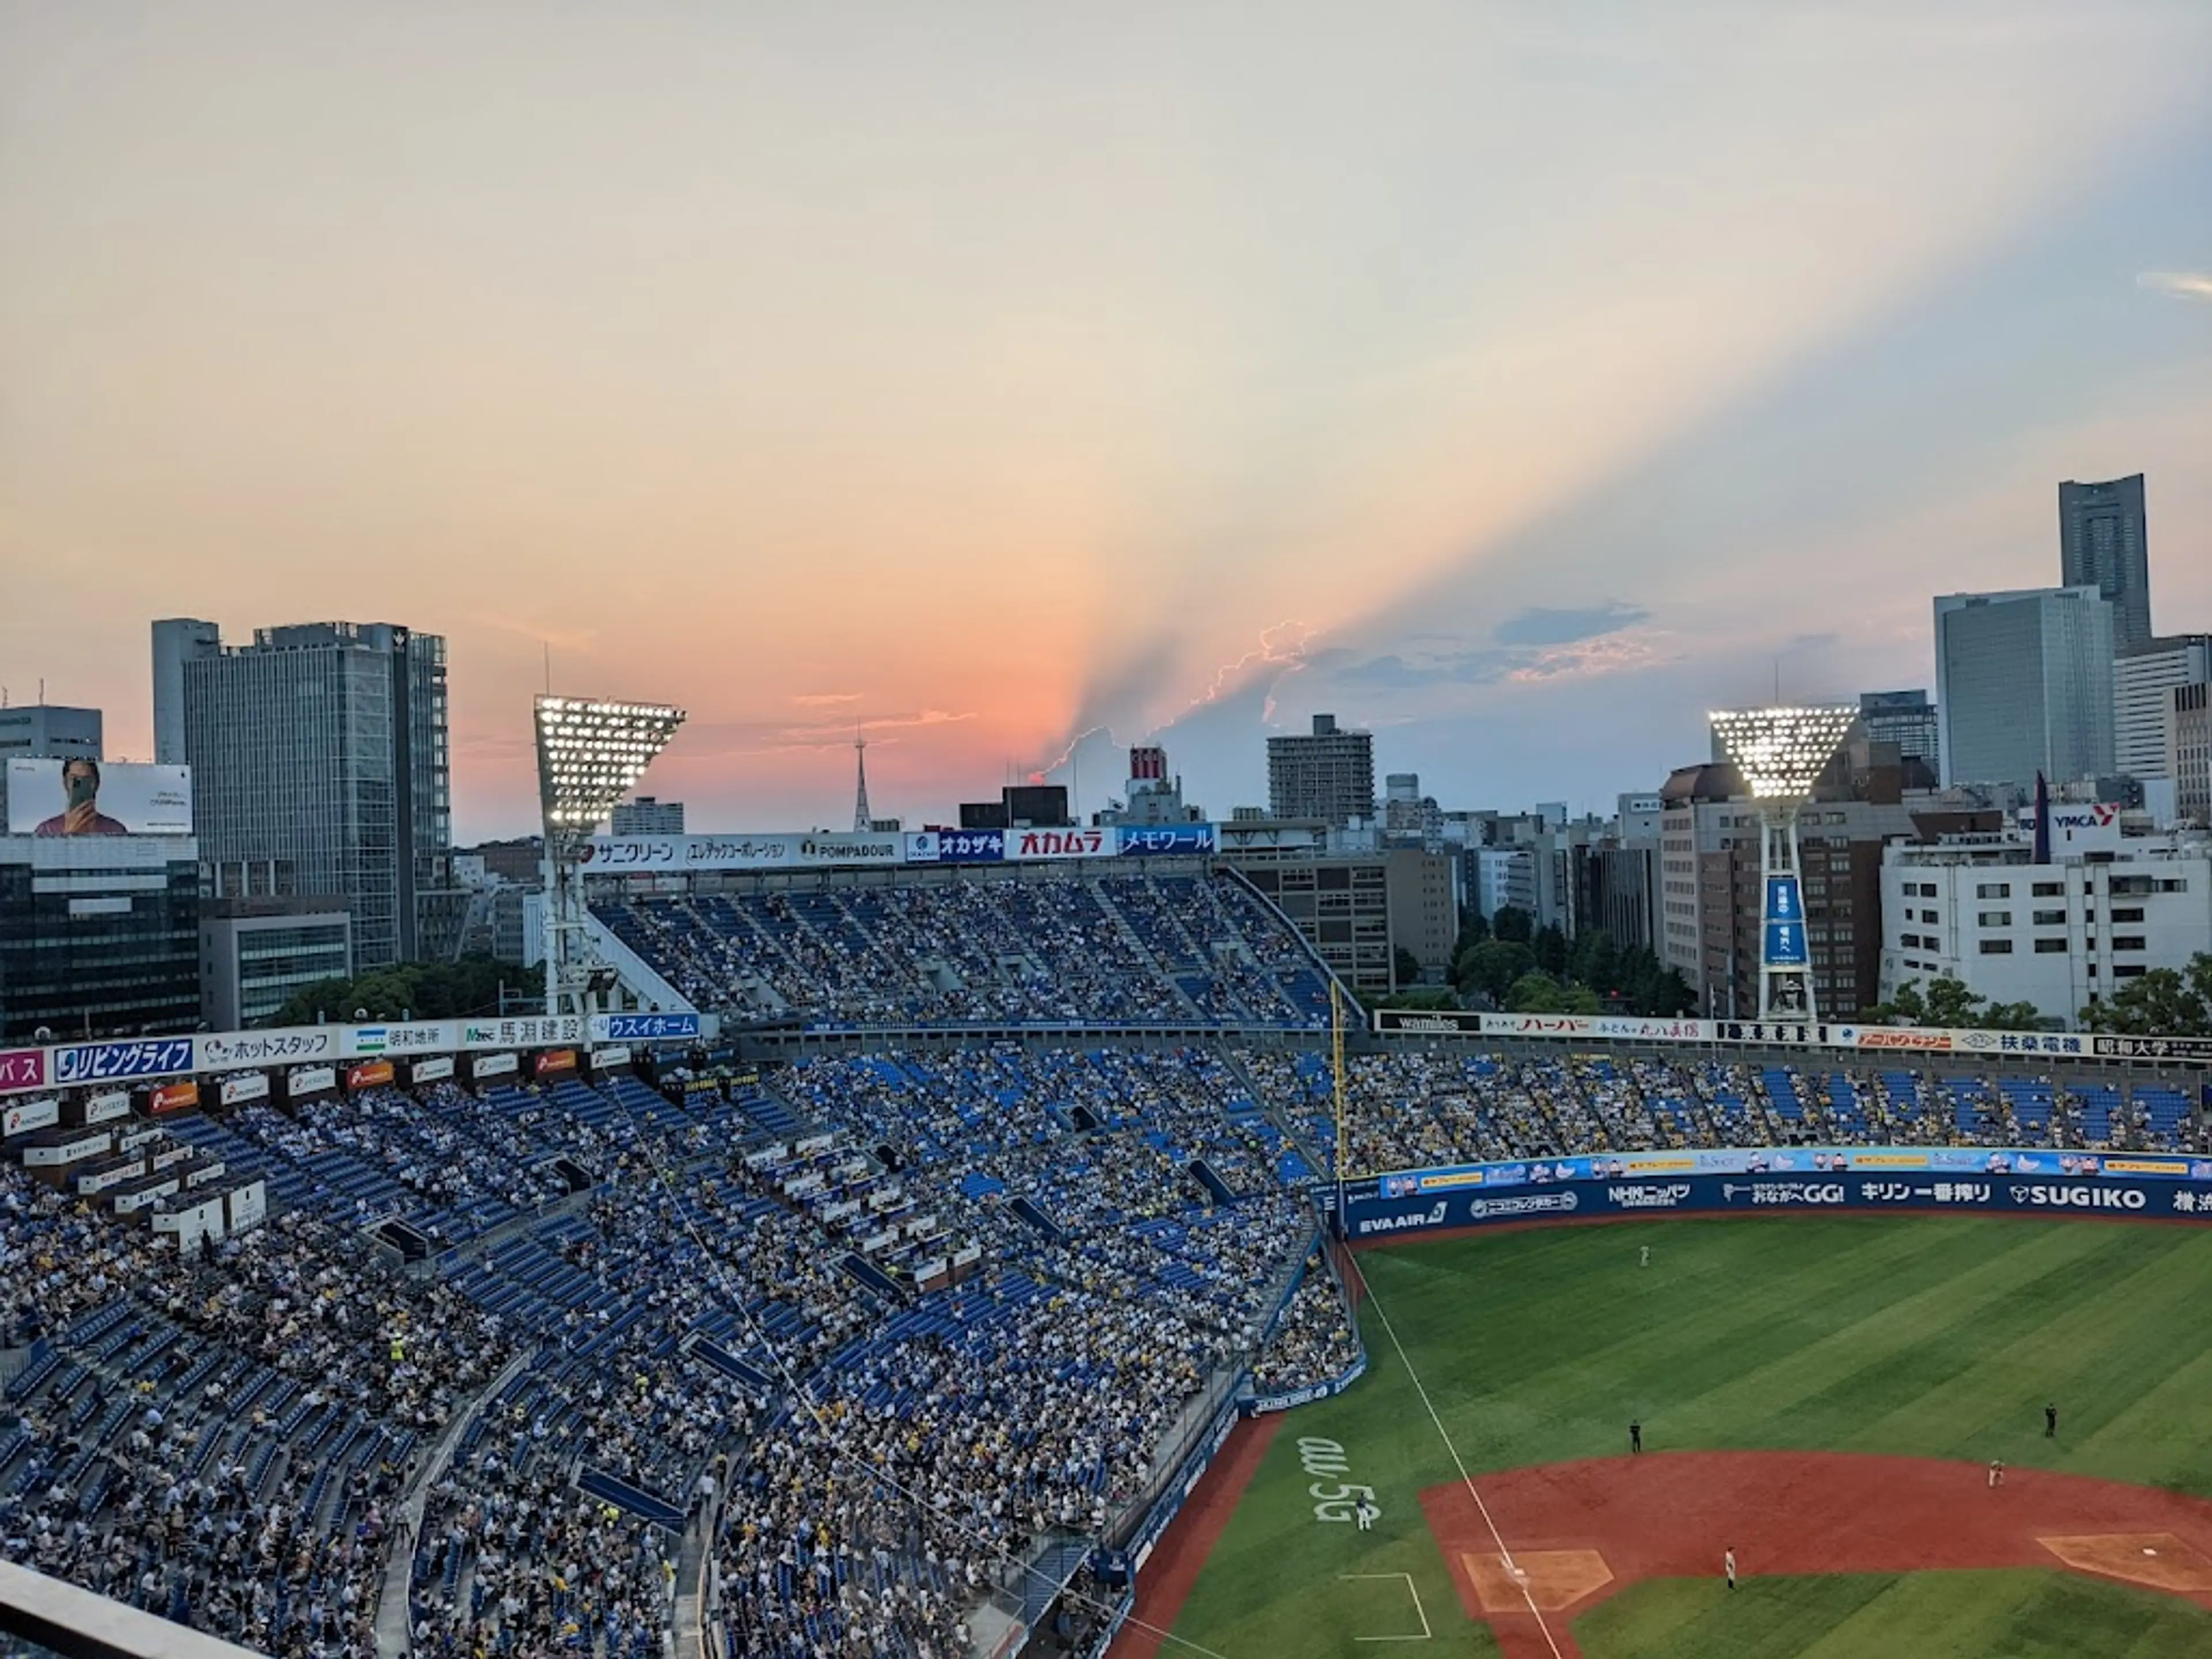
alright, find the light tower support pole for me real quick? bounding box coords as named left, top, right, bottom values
left=1756, top=800, right=1815, bottom=1022
left=1710, top=704, right=1857, bottom=1027
left=533, top=695, right=687, bottom=1021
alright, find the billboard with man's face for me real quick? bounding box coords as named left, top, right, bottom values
left=6, top=759, right=193, bottom=836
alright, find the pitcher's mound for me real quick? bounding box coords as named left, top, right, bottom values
left=2039, top=1533, right=2212, bottom=1593
left=1464, top=1548, right=1613, bottom=1612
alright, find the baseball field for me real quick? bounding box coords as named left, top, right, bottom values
left=1118, top=1214, right=2212, bottom=1658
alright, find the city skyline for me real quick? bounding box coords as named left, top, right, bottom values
left=4, top=3, right=2210, bottom=841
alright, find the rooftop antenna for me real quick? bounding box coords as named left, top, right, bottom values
left=852, top=724, right=873, bottom=832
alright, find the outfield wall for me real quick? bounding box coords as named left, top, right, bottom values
left=1338, top=1156, right=2212, bottom=1238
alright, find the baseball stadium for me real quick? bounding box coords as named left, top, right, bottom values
left=3, top=703, right=2210, bottom=1659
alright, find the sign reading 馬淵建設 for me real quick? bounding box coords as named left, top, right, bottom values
left=453, top=1017, right=583, bottom=1052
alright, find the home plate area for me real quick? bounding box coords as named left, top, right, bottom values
left=1463, top=1550, right=1613, bottom=1613
left=2038, top=1533, right=2212, bottom=1594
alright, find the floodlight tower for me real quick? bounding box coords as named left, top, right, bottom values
left=1709, top=705, right=1858, bottom=1023
left=534, top=695, right=686, bottom=1020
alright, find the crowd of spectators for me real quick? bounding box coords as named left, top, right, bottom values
left=1238, top=1048, right=2211, bottom=1178
left=1, top=1157, right=497, bottom=1655
left=22, top=1012, right=2198, bottom=1659
left=596, top=870, right=1332, bottom=1030
left=1250, top=1260, right=1361, bottom=1397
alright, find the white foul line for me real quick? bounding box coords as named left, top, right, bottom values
left=1340, top=1573, right=1432, bottom=1642
left=1346, top=1253, right=1567, bottom=1659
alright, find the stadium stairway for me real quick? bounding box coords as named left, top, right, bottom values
left=685, top=1336, right=775, bottom=1397
left=1009, top=1195, right=1066, bottom=1244
left=576, top=1466, right=688, bottom=1530
left=838, top=1251, right=905, bottom=1305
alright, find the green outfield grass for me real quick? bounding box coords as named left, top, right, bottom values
left=1572, top=1570, right=2212, bottom=1659
left=1166, top=1216, right=2212, bottom=1658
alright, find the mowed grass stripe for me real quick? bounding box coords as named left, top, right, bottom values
left=1838, top=1226, right=2212, bottom=1464
left=1370, top=1219, right=2122, bottom=1472
left=1166, top=1218, right=2212, bottom=1659
left=1363, top=1221, right=1964, bottom=1465
left=1732, top=1222, right=2168, bottom=1453
left=1574, top=1571, right=2212, bottom=1659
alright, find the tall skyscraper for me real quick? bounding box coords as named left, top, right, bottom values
left=1266, top=713, right=1376, bottom=827
left=2059, top=474, right=2150, bottom=653
left=1933, top=589, right=2115, bottom=790
left=150, top=618, right=221, bottom=764
left=1855, top=690, right=1939, bottom=770
left=158, top=619, right=453, bottom=967
left=2113, top=635, right=2212, bottom=781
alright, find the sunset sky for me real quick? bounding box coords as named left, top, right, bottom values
left=3, top=2, right=2208, bottom=842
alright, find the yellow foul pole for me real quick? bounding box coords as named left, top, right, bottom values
left=1331, top=979, right=1348, bottom=1233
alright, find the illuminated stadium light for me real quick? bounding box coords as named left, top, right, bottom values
left=1709, top=706, right=1858, bottom=801
left=1708, top=705, right=1857, bottom=1025
left=534, top=696, right=687, bottom=829
left=534, top=695, right=686, bottom=1018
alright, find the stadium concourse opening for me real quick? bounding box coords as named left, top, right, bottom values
left=3, top=861, right=2209, bottom=1658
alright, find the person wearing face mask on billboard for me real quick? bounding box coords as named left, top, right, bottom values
left=34, top=758, right=130, bottom=836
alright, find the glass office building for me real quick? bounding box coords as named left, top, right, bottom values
left=158, top=620, right=455, bottom=967
left=0, top=834, right=200, bottom=1043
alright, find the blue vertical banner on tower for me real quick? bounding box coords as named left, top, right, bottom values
left=1763, top=876, right=1808, bottom=968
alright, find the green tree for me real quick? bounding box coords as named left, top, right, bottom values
left=1504, top=971, right=1600, bottom=1014
left=1567, top=930, right=1620, bottom=997
left=2081, top=953, right=2212, bottom=1037
left=1491, top=905, right=1534, bottom=944
left=1392, top=946, right=1424, bottom=991
left=268, top=954, right=528, bottom=1028
left=1373, top=987, right=1459, bottom=1012
left=1532, top=924, right=1569, bottom=977
left=1458, top=938, right=1536, bottom=1004
left=1452, top=910, right=1491, bottom=960
left=1870, top=974, right=2044, bottom=1032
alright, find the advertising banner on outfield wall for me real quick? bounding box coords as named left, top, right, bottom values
left=1241, top=1357, right=1369, bottom=1416
left=1342, top=1170, right=2212, bottom=1237
left=52, top=1037, right=196, bottom=1086
left=925, top=830, right=1005, bottom=864
left=1007, top=827, right=1112, bottom=861
left=1357, top=1145, right=2212, bottom=1202
left=199, top=1028, right=338, bottom=1068
left=581, top=832, right=906, bottom=872
left=591, top=1012, right=698, bottom=1044
left=1115, top=824, right=1218, bottom=857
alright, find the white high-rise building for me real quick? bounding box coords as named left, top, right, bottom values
left=150, top=618, right=221, bottom=766
left=1934, top=589, right=2115, bottom=790
left=1881, top=828, right=2210, bottom=1028
left=2114, top=635, right=2211, bottom=781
